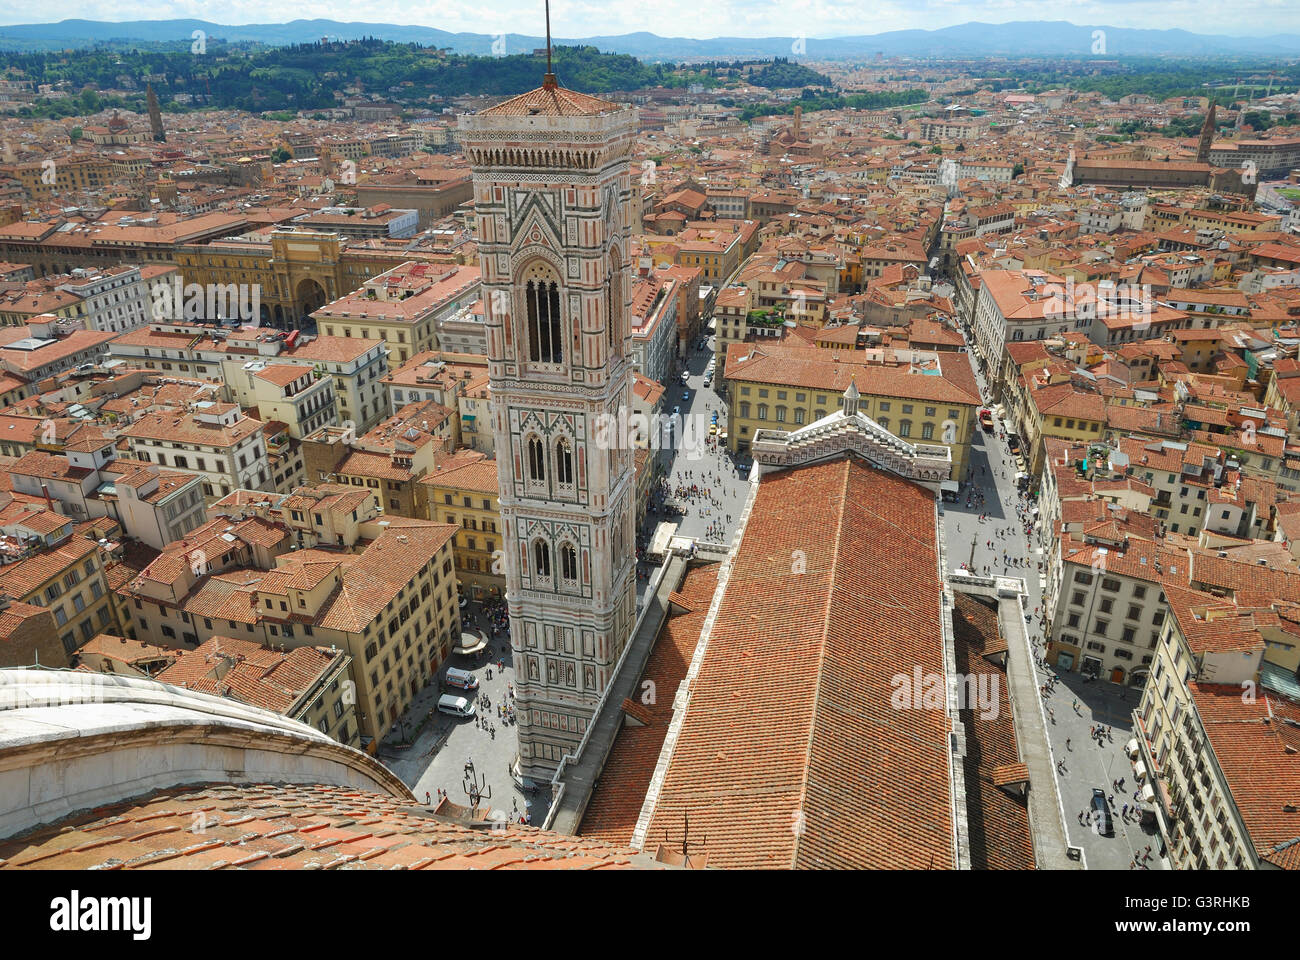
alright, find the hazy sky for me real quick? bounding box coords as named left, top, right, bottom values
left=2, top=0, right=1297, bottom=37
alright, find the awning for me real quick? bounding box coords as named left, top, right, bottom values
left=1141, top=784, right=1156, bottom=803
left=941, top=480, right=960, bottom=493
left=1134, top=760, right=1148, bottom=781
left=455, top=631, right=488, bottom=655
left=1126, top=737, right=1140, bottom=758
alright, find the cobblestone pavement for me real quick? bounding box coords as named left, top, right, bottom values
left=377, top=600, right=546, bottom=825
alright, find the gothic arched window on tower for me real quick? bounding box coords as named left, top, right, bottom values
left=527, top=435, right=545, bottom=482
left=533, top=539, right=552, bottom=581
left=555, top=438, right=574, bottom=486
left=560, top=543, right=578, bottom=583
left=606, top=261, right=621, bottom=355
left=524, top=266, right=563, bottom=364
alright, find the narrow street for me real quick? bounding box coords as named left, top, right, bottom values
left=638, top=330, right=753, bottom=562
left=944, top=331, right=1165, bottom=870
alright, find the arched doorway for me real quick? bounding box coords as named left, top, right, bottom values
left=295, top=278, right=327, bottom=326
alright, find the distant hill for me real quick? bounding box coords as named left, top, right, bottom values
left=1, top=18, right=1298, bottom=58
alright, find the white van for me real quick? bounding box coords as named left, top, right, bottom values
left=437, top=694, right=476, bottom=718
left=444, top=667, right=479, bottom=691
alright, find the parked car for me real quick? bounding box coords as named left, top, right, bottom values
left=1091, top=787, right=1113, bottom=836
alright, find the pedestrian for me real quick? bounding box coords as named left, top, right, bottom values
left=1066, top=737, right=1071, bottom=750
left=426, top=791, right=431, bottom=804
left=1122, top=803, right=1129, bottom=817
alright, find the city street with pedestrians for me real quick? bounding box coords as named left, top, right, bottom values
left=378, top=598, right=545, bottom=826
left=942, top=326, right=1164, bottom=869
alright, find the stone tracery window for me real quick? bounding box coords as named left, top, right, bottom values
left=560, top=542, right=578, bottom=582
left=533, top=539, right=552, bottom=580
left=521, top=261, right=563, bottom=364
left=606, top=252, right=621, bottom=355
left=527, top=435, right=545, bottom=482
left=555, top=438, right=574, bottom=486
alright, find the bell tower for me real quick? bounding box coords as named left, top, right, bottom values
left=459, top=49, right=638, bottom=783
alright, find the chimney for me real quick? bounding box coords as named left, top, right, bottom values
left=40, top=483, right=53, bottom=511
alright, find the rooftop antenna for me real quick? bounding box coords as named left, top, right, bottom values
left=543, top=0, right=557, bottom=90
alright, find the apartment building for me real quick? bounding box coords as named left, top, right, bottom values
left=313, top=261, right=481, bottom=366
left=0, top=318, right=118, bottom=382
left=122, top=402, right=270, bottom=502
left=223, top=360, right=339, bottom=440
left=724, top=342, right=979, bottom=480
left=1117, top=438, right=1272, bottom=539
left=156, top=636, right=360, bottom=747
left=418, top=449, right=504, bottom=601
left=1047, top=535, right=1173, bottom=684
left=302, top=399, right=452, bottom=517
left=1133, top=593, right=1300, bottom=869
left=116, top=511, right=460, bottom=742
left=54, top=265, right=154, bottom=334
left=10, top=443, right=206, bottom=551
left=380, top=351, right=492, bottom=454
left=0, top=596, right=63, bottom=667
left=3, top=532, right=118, bottom=661
left=629, top=274, right=678, bottom=386
left=109, top=324, right=390, bottom=434
left=672, top=221, right=758, bottom=283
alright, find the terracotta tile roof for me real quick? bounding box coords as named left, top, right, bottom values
left=1189, top=683, right=1300, bottom=868
left=578, top=564, right=718, bottom=846
left=642, top=457, right=952, bottom=869
left=0, top=782, right=655, bottom=870
left=3, top=535, right=98, bottom=599
left=950, top=593, right=1035, bottom=870
left=725, top=342, right=979, bottom=406
left=421, top=449, right=499, bottom=494
left=74, top=632, right=179, bottom=667
left=156, top=636, right=343, bottom=715
left=476, top=83, right=623, bottom=118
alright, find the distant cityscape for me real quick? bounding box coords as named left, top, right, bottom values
left=0, top=9, right=1297, bottom=880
